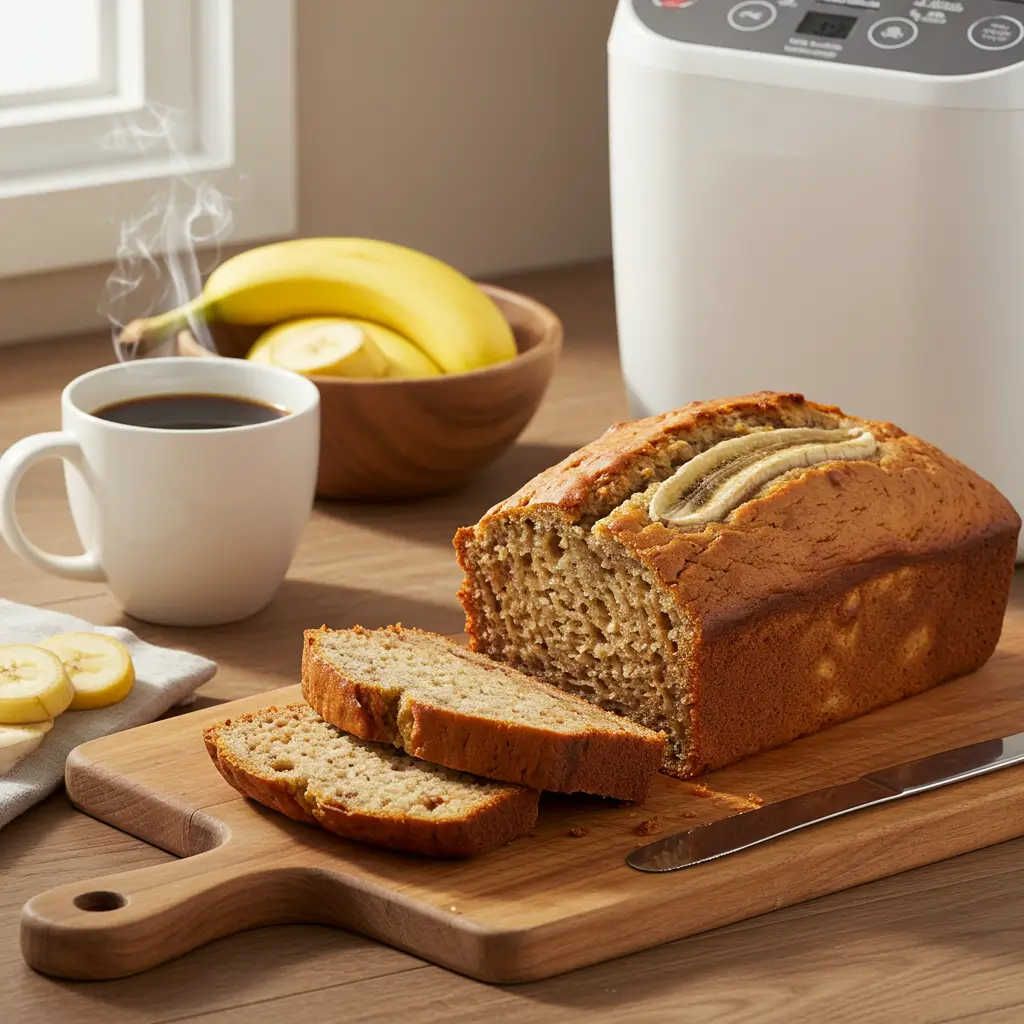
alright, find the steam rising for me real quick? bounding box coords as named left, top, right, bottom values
left=102, top=104, right=234, bottom=360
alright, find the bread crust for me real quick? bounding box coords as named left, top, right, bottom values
left=204, top=707, right=539, bottom=857
left=454, top=392, right=1022, bottom=776
left=679, top=533, right=1016, bottom=776
left=459, top=393, right=879, bottom=525
left=301, top=625, right=665, bottom=803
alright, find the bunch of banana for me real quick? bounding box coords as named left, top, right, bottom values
left=0, top=633, right=135, bottom=774
left=121, top=238, right=517, bottom=378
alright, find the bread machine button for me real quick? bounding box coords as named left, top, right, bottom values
left=867, top=17, right=918, bottom=49
left=652, top=0, right=698, bottom=7
left=969, top=16, right=1024, bottom=51
left=727, top=1, right=778, bottom=32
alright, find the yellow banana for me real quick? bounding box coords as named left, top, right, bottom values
left=121, top=238, right=516, bottom=374
left=359, top=321, right=443, bottom=378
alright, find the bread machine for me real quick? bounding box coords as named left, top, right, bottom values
left=609, top=0, right=1024, bottom=555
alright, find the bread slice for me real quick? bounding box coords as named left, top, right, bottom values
left=301, top=625, right=666, bottom=803
left=204, top=704, right=539, bottom=857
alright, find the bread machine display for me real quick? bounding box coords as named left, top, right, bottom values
left=455, top=391, right=1021, bottom=778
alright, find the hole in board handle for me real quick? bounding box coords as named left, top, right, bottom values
left=74, top=891, right=126, bottom=912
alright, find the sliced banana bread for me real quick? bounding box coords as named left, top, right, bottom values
left=204, top=704, right=539, bottom=857
left=301, top=625, right=665, bottom=803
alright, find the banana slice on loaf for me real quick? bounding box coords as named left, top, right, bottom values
left=204, top=704, right=538, bottom=857
left=301, top=625, right=666, bottom=803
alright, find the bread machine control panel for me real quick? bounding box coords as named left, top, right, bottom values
left=634, top=0, right=1024, bottom=74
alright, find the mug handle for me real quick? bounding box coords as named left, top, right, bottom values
left=0, top=432, right=106, bottom=582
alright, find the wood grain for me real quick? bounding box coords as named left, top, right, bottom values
left=3, top=262, right=1024, bottom=1023
left=177, top=284, right=564, bottom=501
left=21, top=607, right=1024, bottom=983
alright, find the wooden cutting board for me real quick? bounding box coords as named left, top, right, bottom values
left=21, top=612, right=1024, bottom=984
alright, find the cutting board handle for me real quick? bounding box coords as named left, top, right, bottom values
left=20, top=840, right=314, bottom=980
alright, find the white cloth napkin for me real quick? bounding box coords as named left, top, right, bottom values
left=0, top=599, right=217, bottom=829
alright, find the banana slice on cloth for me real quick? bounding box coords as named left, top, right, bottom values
left=0, top=720, right=54, bottom=774
left=38, top=633, right=135, bottom=711
left=0, top=645, right=74, bottom=723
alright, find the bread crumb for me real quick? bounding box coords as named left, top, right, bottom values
left=634, top=817, right=660, bottom=836
left=687, top=782, right=763, bottom=812
left=683, top=811, right=697, bottom=819
left=567, top=827, right=589, bottom=838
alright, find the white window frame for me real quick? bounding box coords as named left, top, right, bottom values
left=0, top=0, right=296, bottom=279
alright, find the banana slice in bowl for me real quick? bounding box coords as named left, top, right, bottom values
left=248, top=318, right=442, bottom=379
left=0, top=645, right=75, bottom=723
left=254, top=319, right=390, bottom=378
left=38, top=633, right=135, bottom=711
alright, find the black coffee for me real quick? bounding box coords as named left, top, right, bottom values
left=93, top=393, right=289, bottom=430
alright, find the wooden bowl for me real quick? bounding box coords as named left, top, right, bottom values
left=176, top=284, right=562, bottom=501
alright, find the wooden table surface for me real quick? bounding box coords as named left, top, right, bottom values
left=2, top=262, right=1023, bottom=1024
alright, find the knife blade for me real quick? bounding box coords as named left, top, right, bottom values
left=627, top=732, right=1024, bottom=873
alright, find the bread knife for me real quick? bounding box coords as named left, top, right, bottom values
left=627, top=732, right=1024, bottom=872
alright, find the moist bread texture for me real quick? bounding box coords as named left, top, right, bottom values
left=302, top=625, right=665, bottom=803
left=454, top=392, right=1021, bottom=777
left=204, top=704, right=539, bottom=856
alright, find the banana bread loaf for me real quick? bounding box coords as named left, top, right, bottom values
left=454, top=392, right=1020, bottom=777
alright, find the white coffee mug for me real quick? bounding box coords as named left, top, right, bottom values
left=0, top=357, right=320, bottom=626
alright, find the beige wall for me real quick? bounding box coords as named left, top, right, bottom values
left=0, top=0, right=617, bottom=346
